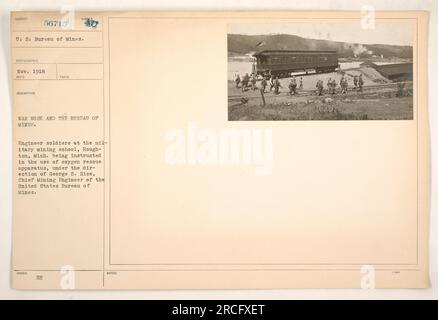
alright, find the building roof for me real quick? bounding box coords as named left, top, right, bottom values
left=374, top=63, right=413, bottom=78
left=253, top=50, right=337, bottom=57
left=360, top=61, right=378, bottom=68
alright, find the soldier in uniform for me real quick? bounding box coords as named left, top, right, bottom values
left=299, top=77, right=303, bottom=90
left=353, top=75, right=358, bottom=89
left=331, top=79, right=337, bottom=95
left=340, top=76, right=348, bottom=94
left=316, top=80, right=324, bottom=96
left=260, top=77, right=268, bottom=93
left=250, top=73, right=257, bottom=90
left=235, top=74, right=241, bottom=88
left=327, top=77, right=332, bottom=94
left=269, top=75, right=275, bottom=91
left=273, top=77, right=281, bottom=94
left=358, top=74, right=364, bottom=92
left=288, top=76, right=297, bottom=95
left=241, top=73, right=250, bottom=92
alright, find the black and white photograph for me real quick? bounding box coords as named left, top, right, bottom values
left=228, top=21, right=414, bottom=121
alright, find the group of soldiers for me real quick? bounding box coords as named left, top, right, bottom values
left=235, top=73, right=258, bottom=92
left=235, top=73, right=304, bottom=95
left=316, top=74, right=364, bottom=96
left=234, top=72, right=364, bottom=97
left=317, top=74, right=364, bottom=96
left=286, top=76, right=304, bottom=95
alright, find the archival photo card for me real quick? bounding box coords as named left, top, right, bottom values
left=228, top=21, right=414, bottom=121
left=11, top=11, right=428, bottom=290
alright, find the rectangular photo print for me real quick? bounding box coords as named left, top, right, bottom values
left=228, top=21, right=414, bottom=121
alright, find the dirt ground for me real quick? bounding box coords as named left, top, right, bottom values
left=228, top=68, right=413, bottom=121
left=229, top=96, right=413, bottom=121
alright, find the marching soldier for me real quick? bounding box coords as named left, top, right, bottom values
left=260, top=77, right=268, bottom=93
left=288, top=76, right=297, bottom=95
left=331, top=79, right=337, bottom=95
left=316, top=80, right=324, bottom=96
left=241, top=73, right=250, bottom=92
left=353, top=75, right=358, bottom=89
left=269, top=75, right=275, bottom=91
left=273, top=77, right=282, bottom=94
left=340, top=76, right=348, bottom=94
left=358, top=74, right=364, bottom=92
left=327, top=77, right=332, bottom=94
left=235, top=74, right=241, bottom=88
left=250, top=73, right=257, bottom=90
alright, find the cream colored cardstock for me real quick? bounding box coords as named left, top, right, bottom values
left=11, top=11, right=429, bottom=289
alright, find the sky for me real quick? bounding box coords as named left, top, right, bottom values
left=228, top=21, right=414, bottom=46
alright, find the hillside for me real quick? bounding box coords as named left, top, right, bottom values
left=228, top=34, right=413, bottom=59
